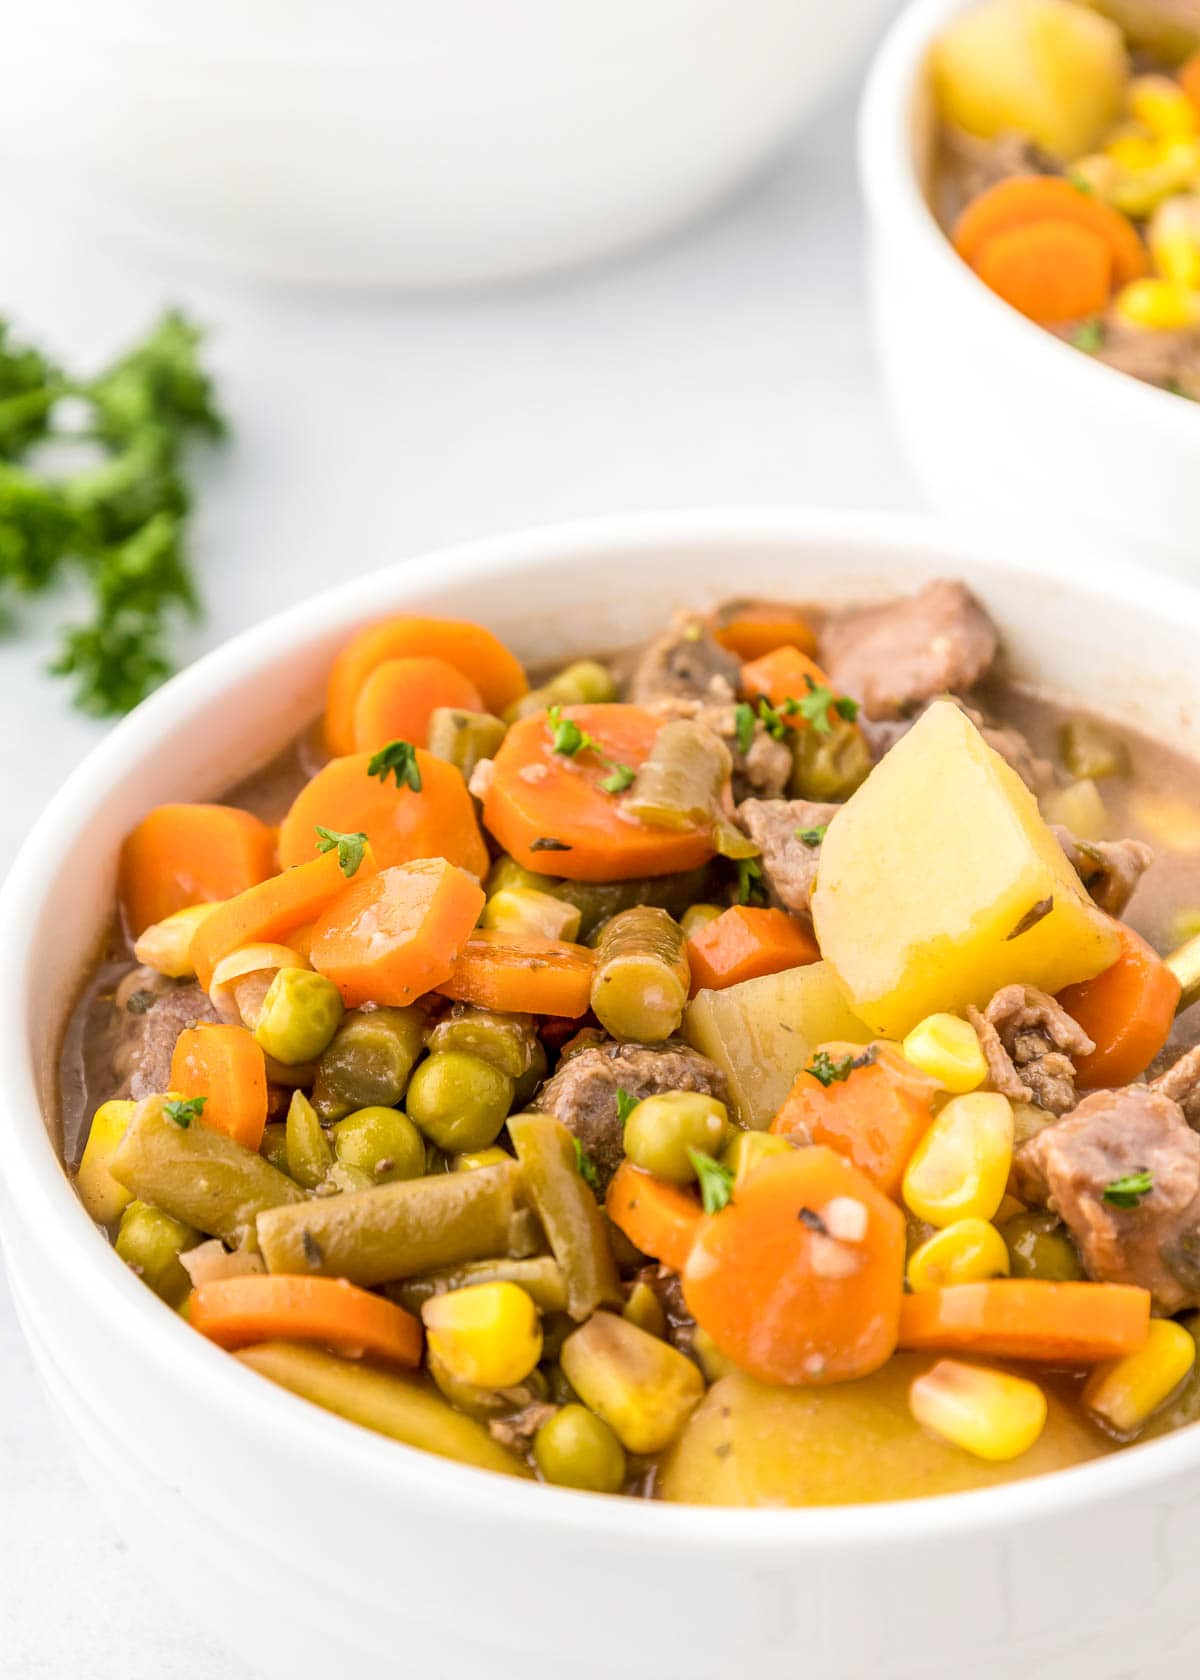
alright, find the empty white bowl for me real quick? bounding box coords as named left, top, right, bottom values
left=3, top=509, right=1200, bottom=1680
left=0, top=0, right=896, bottom=287
left=858, top=0, right=1200, bottom=582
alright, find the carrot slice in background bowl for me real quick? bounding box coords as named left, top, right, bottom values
left=483, top=704, right=714, bottom=881
left=351, top=657, right=484, bottom=753
left=119, top=803, right=277, bottom=936
left=952, top=176, right=1148, bottom=286
left=974, top=219, right=1114, bottom=324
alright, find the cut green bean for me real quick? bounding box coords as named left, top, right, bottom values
left=624, top=719, right=730, bottom=830
left=311, top=1006, right=426, bottom=1122
left=507, top=1112, right=621, bottom=1320
left=590, top=907, right=690, bottom=1043
left=259, top=1121, right=290, bottom=1176
left=110, top=1096, right=307, bottom=1249
left=426, top=1006, right=542, bottom=1081
left=285, top=1090, right=334, bottom=1190
left=506, top=659, right=616, bottom=722
left=393, top=1255, right=569, bottom=1316
left=426, top=708, right=508, bottom=780
left=256, top=1158, right=524, bottom=1285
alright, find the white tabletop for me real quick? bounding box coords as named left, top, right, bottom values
left=0, top=80, right=920, bottom=1678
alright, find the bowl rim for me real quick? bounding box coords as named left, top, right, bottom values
left=856, top=0, right=1200, bottom=444
left=6, top=504, right=1200, bottom=1550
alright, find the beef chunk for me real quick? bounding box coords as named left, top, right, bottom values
left=109, top=968, right=220, bottom=1101
left=1051, top=828, right=1154, bottom=917
left=735, top=797, right=839, bottom=917
left=1152, top=1046, right=1200, bottom=1130
left=967, top=985, right=1094, bottom=1116
left=629, top=613, right=741, bottom=707
left=634, top=1264, right=697, bottom=1355
left=1014, top=1086, right=1200, bottom=1312
left=532, top=1039, right=727, bottom=1186
left=646, top=696, right=792, bottom=801
left=819, top=581, right=999, bottom=721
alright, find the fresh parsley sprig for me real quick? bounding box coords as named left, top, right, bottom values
left=573, top=1135, right=600, bottom=1193
left=806, top=1048, right=873, bottom=1087
left=736, top=856, right=765, bottom=906
left=163, top=1095, right=207, bottom=1129
left=616, top=1087, right=639, bottom=1125
left=367, top=739, right=422, bottom=791
left=546, top=704, right=635, bottom=796
left=1103, top=1169, right=1154, bottom=1209
left=315, top=825, right=368, bottom=878
left=689, top=1150, right=734, bottom=1215
left=796, top=825, right=827, bottom=846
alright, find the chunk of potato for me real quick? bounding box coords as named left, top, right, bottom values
left=932, top=0, right=1128, bottom=161
left=560, top=1311, right=704, bottom=1455
left=683, top=961, right=871, bottom=1128
left=659, top=1360, right=1109, bottom=1506
left=811, top=701, right=1119, bottom=1039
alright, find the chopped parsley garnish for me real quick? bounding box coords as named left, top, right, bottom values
left=736, top=856, right=765, bottom=906
left=573, top=1135, right=600, bottom=1192
left=163, top=1095, right=206, bottom=1129
left=1068, top=171, right=1094, bottom=197
left=546, top=704, right=634, bottom=796
left=1071, top=318, right=1105, bottom=353
left=806, top=1048, right=872, bottom=1087
left=689, top=1149, right=734, bottom=1215
left=367, top=738, right=422, bottom=791
left=314, top=825, right=367, bottom=878
left=796, top=825, right=827, bottom=846
left=733, top=700, right=756, bottom=755
left=755, top=695, right=801, bottom=742
left=1103, top=1169, right=1154, bottom=1209
left=797, top=675, right=859, bottom=736
left=616, top=1087, right=639, bottom=1125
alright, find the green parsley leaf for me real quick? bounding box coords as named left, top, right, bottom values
left=834, top=695, right=859, bottom=723
left=1068, top=171, right=1094, bottom=197
left=599, top=762, right=635, bottom=794
left=733, top=700, right=756, bottom=755
left=616, top=1088, right=638, bottom=1125
left=314, top=825, right=368, bottom=878
left=367, top=738, right=422, bottom=791
left=796, top=825, right=827, bottom=846
left=547, top=704, right=594, bottom=757
left=163, top=1095, right=207, bottom=1129
left=573, top=1135, right=600, bottom=1192
left=1103, top=1169, right=1154, bottom=1209
left=736, top=857, right=765, bottom=906
left=1071, top=318, right=1105, bottom=354
left=805, top=1048, right=871, bottom=1087
left=797, top=678, right=837, bottom=735
left=688, top=1149, right=734, bottom=1215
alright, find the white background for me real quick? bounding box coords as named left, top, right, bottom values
left=0, top=80, right=919, bottom=1678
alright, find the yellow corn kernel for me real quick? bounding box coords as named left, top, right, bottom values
left=74, top=1099, right=137, bottom=1226
left=910, top=1360, right=1047, bottom=1462
left=1129, top=75, right=1198, bottom=140
left=1149, top=194, right=1200, bottom=288
left=906, top=1218, right=1011, bottom=1292
left=902, top=1092, right=1014, bottom=1227
left=720, top=1128, right=793, bottom=1186
left=132, top=902, right=223, bottom=980
left=901, top=1013, right=987, bottom=1094
left=1105, top=127, right=1163, bottom=170
left=1114, top=278, right=1200, bottom=331
left=452, top=1147, right=511, bottom=1173
left=481, top=888, right=582, bottom=943
left=692, top=1326, right=737, bottom=1383
left=421, top=1281, right=542, bottom=1390
left=1083, top=1319, right=1197, bottom=1436
left=622, top=1280, right=667, bottom=1339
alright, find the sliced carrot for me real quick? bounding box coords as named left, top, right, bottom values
left=770, top=1041, right=938, bottom=1199
left=974, top=219, right=1114, bottom=325
left=740, top=645, right=833, bottom=720
left=687, top=905, right=818, bottom=992
left=325, top=615, right=528, bottom=755
left=483, top=704, right=714, bottom=882
left=435, top=929, right=595, bottom=1017
left=311, top=858, right=485, bottom=1008
left=351, top=657, right=484, bottom=754
left=712, top=602, right=817, bottom=662
left=1183, top=52, right=1200, bottom=114
left=898, top=1280, right=1150, bottom=1364
left=606, top=1162, right=704, bottom=1272
left=1059, top=921, right=1181, bottom=1089
left=191, top=844, right=378, bottom=991
left=170, top=1023, right=269, bottom=1152
left=277, top=749, right=488, bottom=879
left=118, top=803, right=277, bottom=937
left=953, top=176, right=1148, bottom=288
left=683, top=1146, right=906, bottom=1386
left=191, top=1274, right=422, bottom=1367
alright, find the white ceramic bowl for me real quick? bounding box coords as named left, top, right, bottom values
left=4, top=509, right=1200, bottom=1680
left=0, top=0, right=894, bottom=288
left=858, top=0, right=1200, bottom=582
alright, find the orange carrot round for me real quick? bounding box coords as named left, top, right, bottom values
left=973, top=219, right=1114, bottom=324
left=953, top=176, right=1148, bottom=287
left=351, top=657, right=484, bottom=754
left=713, top=604, right=817, bottom=662
left=191, top=844, right=378, bottom=991
left=325, top=615, right=527, bottom=755
left=687, top=905, right=818, bottom=992
left=898, top=1280, right=1150, bottom=1364
left=435, top=929, right=594, bottom=1016
left=191, top=1274, right=422, bottom=1367
left=311, top=858, right=485, bottom=1007
left=118, top=803, right=276, bottom=937
left=683, top=1146, right=906, bottom=1386
left=606, top=1162, right=703, bottom=1272
left=483, top=704, right=714, bottom=882
left=169, top=1023, right=269, bottom=1152
left=278, top=750, right=489, bottom=879
left=770, top=1042, right=938, bottom=1199
left=1059, top=921, right=1181, bottom=1088
left=739, top=646, right=834, bottom=719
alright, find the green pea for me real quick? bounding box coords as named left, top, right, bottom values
left=623, top=1090, right=729, bottom=1184
left=115, top=1200, right=201, bottom=1307
left=405, top=1051, right=514, bottom=1153
left=311, top=1007, right=426, bottom=1121
left=254, top=969, right=344, bottom=1065
left=534, top=1404, right=626, bottom=1494
left=1000, top=1210, right=1085, bottom=1282
left=679, top=903, right=724, bottom=940
left=334, top=1106, right=425, bottom=1185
